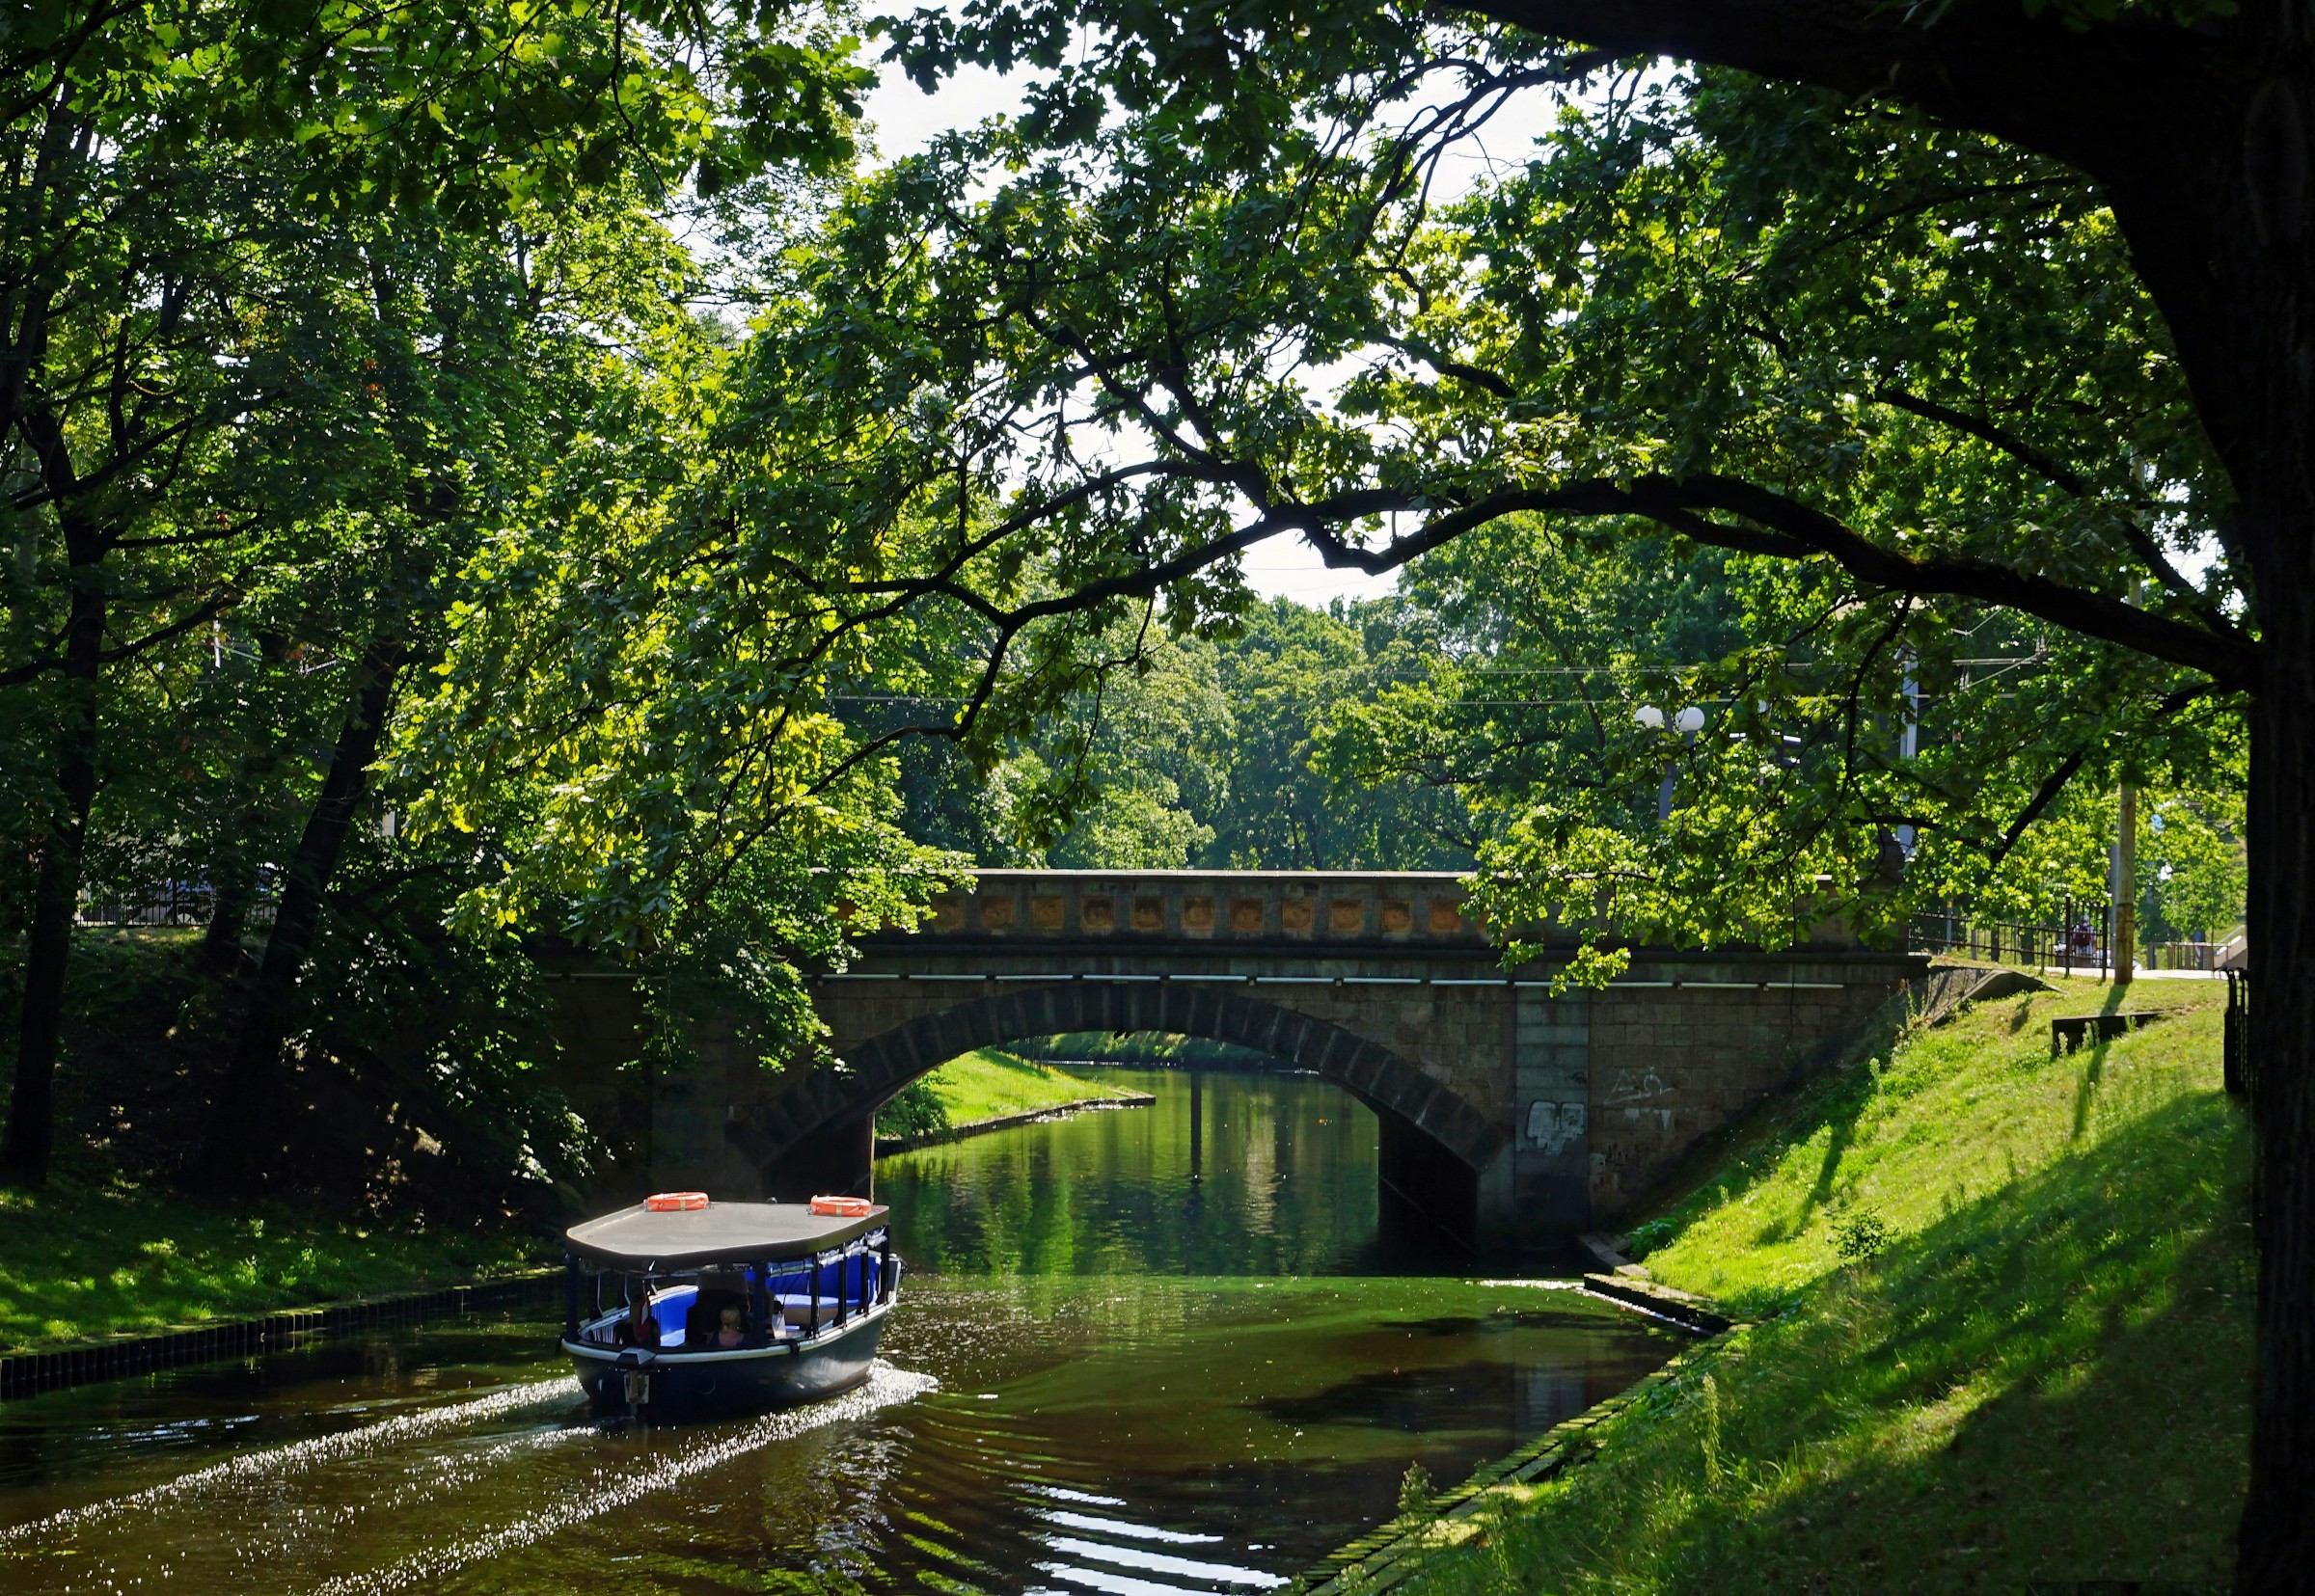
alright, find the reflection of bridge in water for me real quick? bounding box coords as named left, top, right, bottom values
left=555, top=872, right=1922, bottom=1245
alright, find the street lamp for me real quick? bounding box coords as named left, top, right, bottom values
left=1637, top=705, right=1704, bottom=819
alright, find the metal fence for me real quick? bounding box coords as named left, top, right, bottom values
left=2141, top=939, right=2239, bottom=972
left=75, top=883, right=275, bottom=929
left=1911, top=903, right=2241, bottom=977
left=1909, top=908, right=2080, bottom=972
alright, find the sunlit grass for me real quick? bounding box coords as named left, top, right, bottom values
left=916, top=1047, right=1126, bottom=1127
left=1403, top=975, right=2248, bottom=1593
left=0, top=1176, right=550, bottom=1351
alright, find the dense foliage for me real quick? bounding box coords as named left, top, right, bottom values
left=735, top=42, right=2246, bottom=964
left=0, top=0, right=887, bottom=1195
left=1, top=8, right=2253, bottom=1204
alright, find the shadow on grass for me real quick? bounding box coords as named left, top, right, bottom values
left=2071, top=1040, right=2110, bottom=1142
left=1455, top=1093, right=2248, bottom=1596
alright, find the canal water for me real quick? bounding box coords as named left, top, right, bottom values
left=0, top=1068, right=1678, bottom=1594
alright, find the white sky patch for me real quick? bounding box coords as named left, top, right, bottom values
left=1239, top=535, right=1403, bottom=608
left=858, top=58, right=1027, bottom=162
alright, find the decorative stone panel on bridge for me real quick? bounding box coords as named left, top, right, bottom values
left=914, top=870, right=1489, bottom=949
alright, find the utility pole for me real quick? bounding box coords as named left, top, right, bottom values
left=2111, top=580, right=2140, bottom=987
left=1896, top=650, right=1919, bottom=856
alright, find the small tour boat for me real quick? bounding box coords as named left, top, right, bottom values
left=559, top=1192, right=900, bottom=1418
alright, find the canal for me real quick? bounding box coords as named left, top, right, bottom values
left=0, top=1066, right=1679, bottom=1593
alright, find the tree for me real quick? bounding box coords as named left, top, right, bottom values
left=718, top=0, right=2302, bottom=1574
left=0, top=0, right=870, bottom=1187
left=189, top=192, right=719, bottom=1188
left=393, top=294, right=966, bottom=1096
left=1210, top=599, right=1477, bottom=870
left=2146, top=789, right=2249, bottom=945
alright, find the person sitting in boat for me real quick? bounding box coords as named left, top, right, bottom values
left=614, top=1290, right=662, bottom=1349
left=686, top=1278, right=746, bottom=1348
left=713, top=1304, right=747, bottom=1349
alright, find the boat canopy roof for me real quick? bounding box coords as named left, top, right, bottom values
left=563, top=1201, right=888, bottom=1271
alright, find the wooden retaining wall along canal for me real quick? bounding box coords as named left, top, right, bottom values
left=0, top=1271, right=561, bottom=1400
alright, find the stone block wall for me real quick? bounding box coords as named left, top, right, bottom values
left=1512, top=988, right=1592, bottom=1230
left=1584, top=965, right=1894, bottom=1219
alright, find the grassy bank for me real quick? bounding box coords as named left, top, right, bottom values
left=0, top=1174, right=550, bottom=1352
left=1, top=928, right=557, bottom=1351
left=1402, top=976, right=2248, bottom=1593
left=876, top=1047, right=1130, bottom=1143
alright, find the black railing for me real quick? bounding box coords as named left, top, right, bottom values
left=1909, top=908, right=2078, bottom=972
left=2224, top=969, right=2252, bottom=1100
left=75, top=883, right=276, bottom=929
left=1912, top=902, right=2240, bottom=978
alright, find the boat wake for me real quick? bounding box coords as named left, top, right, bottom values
left=313, top=1364, right=940, bottom=1595
left=0, top=1374, right=585, bottom=1546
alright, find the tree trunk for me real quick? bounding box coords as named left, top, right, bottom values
left=199, top=767, right=280, bottom=978
left=199, top=868, right=256, bottom=976
left=2239, top=561, right=2315, bottom=1587
left=0, top=561, right=102, bottom=1189
left=190, top=636, right=403, bottom=1190
left=0, top=395, right=108, bottom=1191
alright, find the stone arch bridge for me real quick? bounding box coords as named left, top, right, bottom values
left=550, top=872, right=1922, bottom=1242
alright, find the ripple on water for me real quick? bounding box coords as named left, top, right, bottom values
left=0, top=1374, right=583, bottom=1546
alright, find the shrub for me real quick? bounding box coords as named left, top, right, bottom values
left=1832, top=1207, right=1893, bottom=1261
left=1398, top=1461, right=1436, bottom=1519
left=874, top=1080, right=950, bottom=1141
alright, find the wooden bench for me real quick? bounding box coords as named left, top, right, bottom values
left=2050, top=1012, right=2163, bottom=1057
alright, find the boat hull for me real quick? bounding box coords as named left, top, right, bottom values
left=565, top=1306, right=889, bottom=1418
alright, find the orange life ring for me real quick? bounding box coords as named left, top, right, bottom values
left=644, top=1191, right=709, bottom=1212
left=807, top=1195, right=872, bottom=1218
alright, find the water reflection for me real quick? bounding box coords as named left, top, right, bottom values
left=879, top=1069, right=1386, bottom=1277
left=0, top=1068, right=1678, bottom=1593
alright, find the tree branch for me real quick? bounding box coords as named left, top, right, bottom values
left=1658, top=473, right=2259, bottom=692
left=1981, top=682, right=2212, bottom=869
left=1870, top=384, right=2237, bottom=636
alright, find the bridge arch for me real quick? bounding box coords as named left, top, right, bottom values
left=730, top=981, right=1507, bottom=1241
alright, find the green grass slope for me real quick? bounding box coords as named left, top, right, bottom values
left=0, top=1177, right=548, bottom=1352
left=1406, top=976, right=2250, bottom=1594
left=876, top=1048, right=1129, bottom=1142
